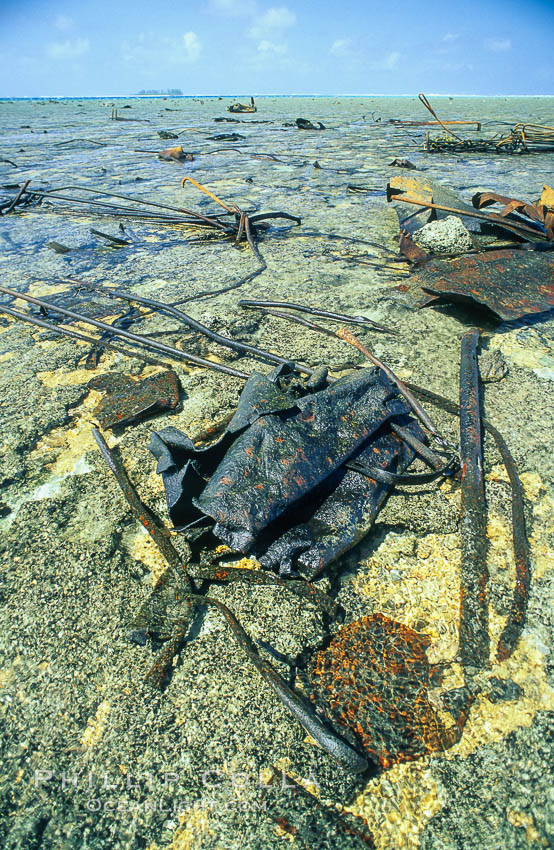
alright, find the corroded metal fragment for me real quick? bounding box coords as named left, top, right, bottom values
left=307, top=614, right=470, bottom=769
left=398, top=250, right=554, bottom=320
left=459, top=329, right=489, bottom=669
left=90, top=369, right=180, bottom=429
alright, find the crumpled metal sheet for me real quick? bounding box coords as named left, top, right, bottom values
left=396, top=249, right=554, bottom=320
left=473, top=191, right=553, bottom=240
left=389, top=176, right=484, bottom=234
left=149, top=366, right=423, bottom=577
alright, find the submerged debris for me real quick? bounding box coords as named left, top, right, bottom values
left=472, top=187, right=554, bottom=241
left=458, top=329, right=489, bottom=669
left=89, top=369, right=180, bottom=429
left=305, top=614, right=472, bottom=769
left=158, top=146, right=194, bottom=161
left=296, top=118, right=326, bottom=130
left=92, top=428, right=368, bottom=774
left=388, top=158, right=416, bottom=169
left=228, top=97, right=257, bottom=113
left=263, top=768, right=376, bottom=847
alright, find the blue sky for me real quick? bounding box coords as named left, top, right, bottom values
left=1, top=0, right=553, bottom=96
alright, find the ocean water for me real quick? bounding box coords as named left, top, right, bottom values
left=0, top=96, right=553, bottom=850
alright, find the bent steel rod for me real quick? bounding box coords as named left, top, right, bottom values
left=0, top=303, right=167, bottom=369
left=25, top=186, right=236, bottom=232
left=239, top=298, right=392, bottom=333
left=337, top=327, right=446, bottom=446
left=69, top=280, right=314, bottom=376
left=92, top=428, right=367, bottom=774
left=0, top=286, right=249, bottom=380
left=405, top=381, right=530, bottom=662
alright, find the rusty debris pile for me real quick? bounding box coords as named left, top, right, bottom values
left=1, top=90, right=553, bottom=846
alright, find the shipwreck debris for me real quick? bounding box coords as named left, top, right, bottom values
left=92, top=428, right=368, bottom=774
left=403, top=381, right=530, bottom=662
left=396, top=250, right=554, bottom=320
left=89, top=369, right=181, bottom=429
left=228, top=97, right=257, bottom=114
left=296, top=118, right=326, bottom=130
left=149, top=365, right=425, bottom=577
left=239, top=298, right=393, bottom=333
left=458, top=329, right=489, bottom=669
left=158, top=146, right=194, bottom=162
left=472, top=188, right=554, bottom=241
left=305, top=613, right=472, bottom=769
left=0, top=285, right=250, bottom=379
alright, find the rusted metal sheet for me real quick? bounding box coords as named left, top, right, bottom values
left=459, top=329, right=489, bottom=669
left=397, top=250, right=554, bottom=320
left=399, top=230, right=430, bottom=265
left=89, top=369, right=180, bottom=429
left=473, top=191, right=553, bottom=240
left=388, top=175, right=433, bottom=205
left=306, top=614, right=472, bottom=769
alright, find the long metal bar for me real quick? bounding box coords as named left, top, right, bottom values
left=458, top=329, right=489, bottom=669
left=0, top=303, right=166, bottom=368
left=387, top=194, right=547, bottom=241
left=69, top=280, right=314, bottom=376
left=0, top=286, right=249, bottom=380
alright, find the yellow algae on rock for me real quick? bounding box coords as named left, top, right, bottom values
left=346, top=760, right=442, bottom=850
left=165, top=808, right=213, bottom=850
left=31, top=389, right=104, bottom=476
left=38, top=368, right=101, bottom=388
left=223, top=556, right=261, bottom=571
left=37, top=350, right=117, bottom=388
left=445, top=633, right=554, bottom=761
left=27, top=281, right=69, bottom=298
left=0, top=350, right=14, bottom=362
left=487, top=511, right=514, bottom=573
left=80, top=699, right=111, bottom=748
left=128, top=527, right=169, bottom=584
left=506, top=808, right=543, bottom=845
left=489, top=329, right=554, bottom=380
left=354, top=530, right=461, bottom=663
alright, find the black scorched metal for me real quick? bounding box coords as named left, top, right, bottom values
left=149, top=365, right=424, bottom=577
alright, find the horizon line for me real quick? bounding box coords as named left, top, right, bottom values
left=1, top=92, right=553, bottom=100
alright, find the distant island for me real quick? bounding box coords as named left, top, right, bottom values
left=136, top=88, right=183, bottom=96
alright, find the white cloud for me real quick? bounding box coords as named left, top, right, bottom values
left=46, top=38, right=90, bottom=60
left=378, top=51, right=400, bottom=70
left=122, top=32, right=202, bottom=66
left=442, top=32, right=459, bottom=42
left=248, top=6, right=296, bottom=40
left=183, top=31, right=202, bottom=62
left=329, top=38, right=354, bottom=58
left=257, top=39, right=287, bottom=55
left=484, top=37, right=511, bottom=52
left=54, top=14, right=73, bottom=31
left=209, top=0, right=257, bottom=15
